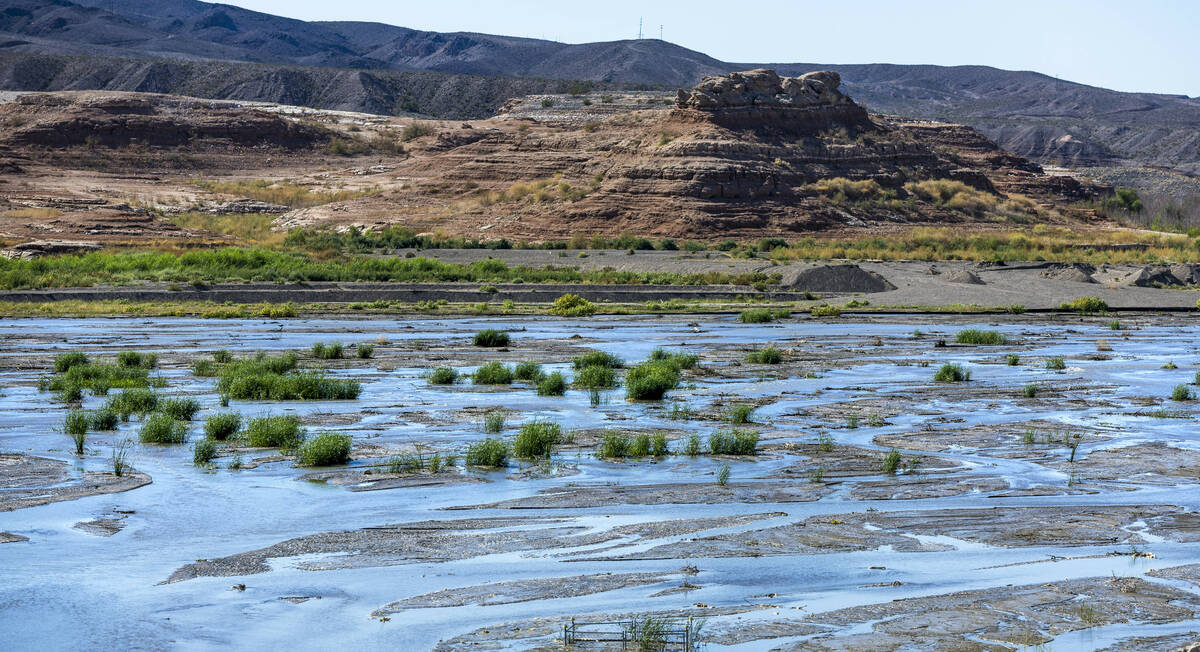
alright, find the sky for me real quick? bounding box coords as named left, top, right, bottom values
left=221, top=0, right=1199, bottom=97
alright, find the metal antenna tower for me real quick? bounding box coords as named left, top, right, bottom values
left=659, top=25, right=663, bottom=40
left=637, top=17, right=643, bottom=40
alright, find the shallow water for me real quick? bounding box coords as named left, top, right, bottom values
left=1, top=315, right=1199, bottom=650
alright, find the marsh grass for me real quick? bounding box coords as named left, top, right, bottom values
left=473, top=361, right=514, bottom=385
left=536, top=372, right=567, bottom=396
left=716, top=464, right=731, bottom=486
left=882, top=449, right=902, bottom=474
left=356, top=343, right=375, bottom=359
left=465, top=438, right=509, bottom=467
left=683, top=433, right=703, bottom=456
left=111, top=439, right=131, bottom=476
left=88, top=408, right=119, bottom=431
left=1006, top=353, right=1020, bottom=366
left=709, top=429, right=758, bottom=455
left=483, top=410, right=506, bottom=433
left=816, top=432, right=835, bottom=452
left=1060, top=296, right=1108, bottom=315
left=204, top=412, right=241, bottom=440
left=726, top=404, right=754, bottom=424
left=811, top=304, right=842, bottom=317
left=296, top=432, right=352, bottom=466
left=193, top=439, right=216, bottom=466
left=139, top=414, right=188, bottom=444
left=105, top=389, right=159, bottom=420
left=244, top=415, right=304, bottom=450
left=311, top=342, right=344, bottom=359
left=429, top=367, right=458, bottom=385
left=513, top=361, right=543, bottom=382
left=54, top=352, right=89, bottom=373
left=738, top=308, right=775, bottom=323
left=473, top=329, right=510, bottom=347
left=746, top=345, right=783, bottom=364
left=666, top=403, right=694, bottom=421
left=1046, top=357, right=1067, bottom=371
left=1172, top=384, right=1194, bottom=401
left=47, top=362, right=154, bottom=398
left=933, top=363, right=970, bottom=382
left=1024, top=383, right=1039, bottom=398
left=598, top=432, right=630, bottom=458
left=158, top=398, right=200, bottom=421
left=514, top=421, right=560, bottom=459
left=116, top=351, right=158, bottom=369
left=955, top=329, right=1007, bottom=345
left=626, top=361, right=680, bottom=400
left=574, top=364, right=618, bottom=389
left=572, top=350, right=623, bottom=369
left=217, top=372, right=360, bottom=400
left=65, top=411, right=88, bottom=454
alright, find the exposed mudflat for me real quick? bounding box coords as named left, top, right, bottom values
left=4, top=314, right=1200, bottom=650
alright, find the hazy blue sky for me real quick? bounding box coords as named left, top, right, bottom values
left=223, top=1, right=1198, bottom=96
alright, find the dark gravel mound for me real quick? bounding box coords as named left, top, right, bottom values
left=781, top=264, right=896, bottom=293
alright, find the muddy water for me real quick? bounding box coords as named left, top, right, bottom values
left=1, top=315, right=1199, bottom=650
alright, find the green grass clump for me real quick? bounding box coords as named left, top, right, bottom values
left=64, top=410, right=89, bottom=436
left=513, top=421, right=560, bottom=459
left=117, top=351, right=158, bottom=368
left=1006, top=353, right=1020, bottom=366
left=649, top=432, right=669, bottom=457
left=429, top=367, right=458, bottom=385
left=933, top=363, right=970, bottom=382
left=574, top=364, right=618, bottom=389
left=548, top=293, right=596, bottom=317
left=296, top=432, right=352, bottom=466
left=726, top=404, right=755, bottom=424
left=955, top=329, right=1007, bottom=345
left=311, top=342, right=344, bottom=359
left=88, top=409, right=119, bottom=431
left=1046, top=357, right=1067, bottom=370
left=738, top=308, right=774, bottom=323
left=710, top=429, right=758, bottom=455
left=483, top=410, right=506, bottom=433
left=47, top=362, right=154, bottom=397
left=220, top=352, right=299, bottom=376
left=139, top=414, right=188, bottom=444
left=204, top=412, right=241, bottom=440
left=811, top=304, right=842, bottom=317
left=598, top=432, right=630, bottom=458
left=1024, top=383, right=1039, bottom=398
left=572, top=350, right=623, bottom=369
left=1060, top=296, right=1108, bottom=315
left=625, top=361, right=681, bottom=400
left=1108, top=320, right=1122, bottom=330
left=473, top=329, right=510, bottom=347
left=513, top=361, right=543, bottom=382
left=1172, top=384, right=1194, bottom=401
left=158, top=398, right=200, bottom=421
left=244, top=415, right=304, bottom=450
left=465, top=438, right=509, bottom=467
left=746, top=345, right=783, bottom=364
left=682, top=433, right=703, bottom=456
left=716, top=464, right=731, bottom=486
left=104, top=389, right=159, bottom=420
left=356, top=343, right=375, bottom=359
left=882, top=449, right=902, bottom=474
left=193, top=439, right=216, bottom=466
left=649, top=348, right=699, bottom=370
left=472, top=361, right=514, bottom=385
left=536, top=372, right=567, bottom=396
left=216, top=372, right=360, bottom=400
left=54, top=352, right=89, bottom=373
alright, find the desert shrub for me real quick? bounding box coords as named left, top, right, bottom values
left=1172, top=384, right=1194, bottom=401
left=625, top=361, right=681, bottom=400
left=572, top=350, right=624, bottom=369
left=905, top=179, right=997, bottom=216
left=811, top=304, right=842, bottom=317
left=933, top=363, right=970, bottom=382
left=429, top=367, right=458, bottom=385
left=574, top=364, right=618, bottom=389
left=536, top=372, right=567, bottom=396
left=204, top=412, right=241, bottom=440
left=598, top=432, right=630, bottom=458
left=356, top=343, right=375, bottom=359
left=473, top=361, right=514, bottom=385
left=104, top=389, right=159, bottom=420
left=513, top=421, right=560, bottom=459
left=139, top=414, right=188, bottom=444
left=1046, top=357, right=1067, bottom=370
left=400, top=121, right=433, bottom=141
left=513, top=361, right=543, bottom=382
left=810, top=177, right=885, bottom=201
left=709, top=429, right=758, bottom=455
left=465, top=438, right=509, bottom=467
left=955, top=329, right=1007, bottom=345
left=738, top=308, right=774, bottom=323
left=297, top=432, right=352, bottom=466
left=549, top=293, right=596, bottom=317
left=746, top=345, right=783, bottom=364
left=726, top=404, right=755, bottom=424
left=1060, top=296, right=1108, bottom=315
left=473, top=329, right=510, bottom=347
left=311, top=342, right=344, bottom=359
left=244, top=415, right=304, bottom=450
left=882, top=449, right=902, bottom=474
left=117, top=351, right=158, bottom=369
left=158, top=398, right=200, bottom=421
left=54, top=352, right=90, bottom=373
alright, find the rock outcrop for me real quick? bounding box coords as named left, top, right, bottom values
left=675, top=69, right=873, bottom=134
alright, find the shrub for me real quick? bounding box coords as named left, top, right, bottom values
left=465, top=438, right=509, bottom=467
left=649, top=432, right=669, bottom=457
left=572, top=350, right=624, bottom=369
left=514, top=421, right=560, bottom=459
left=139, top=414, right=188, bottom=444
left=217, top=372, right=360, bottom=401
left=1024, top=383, right=1039, bottom=398
left=473, top=329, right=510, bottom=347
left=810, top=177, right=885, bottom=201
left=537, top=372, right=567, bottom=396
left=574, top=364, right=618, bottom=389
left=429, top=367, right=459, bottom=384
left=311, top=342, right=344, bottom=359
left=117, top=351, right=158, bottom=369
left=710, top=429, right=758, bottom=455
left=598, top=432, right=630, bottom=458
left=88, top=409, right=119, bottom=431
left=54, top=352, right=89, bottom=373
left=158, top=398, right=200, bottom=421
left=105, top=389, right=159, bottom=420
left=1172, top=384, right=1194, bottom=401
left=905, top=179, right=997, bottom=216
left=356, top=344, right=375, bottom=359
left=297, top=432, right=352, bottom=466
left=738, top=308, right=774, bottom=323
left=244, top=415, right=304, bottom=450
left=513, top=361, right=543, bottom=382
left=483, top=410, right=506, bottom=433
left=549, top=293, right=596, bottom=317
left=473, top=361, right=514, bottom=385
left=746, top=345, right=783, bottom=364
left=1046, top=357, right=1066, bottom=370
left=955, top=329, right=1007, bottom=345
left=1060, top=296, right=1108, bottom=315
left=682, top=433, right=703, bottom=456
left=48, top=362, right=153, bottom=397
left=882, top=449, right=902, bottom=474
left=649, top=349, right=698, bottom=370
left=204, top=412, right=241, bottom=440
left=629, top=434, right=653, bottom=457
left=193, top=439, right=217, bottom=466
left=726, top=404, right=755, bottom=424
left=625, top=361, right=681, bottom=400
left=811, top=304, right=842, bottom=318
left=933, top=363, right=970, bottom=382
left=1006, top=353, right=1020, bottom=366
